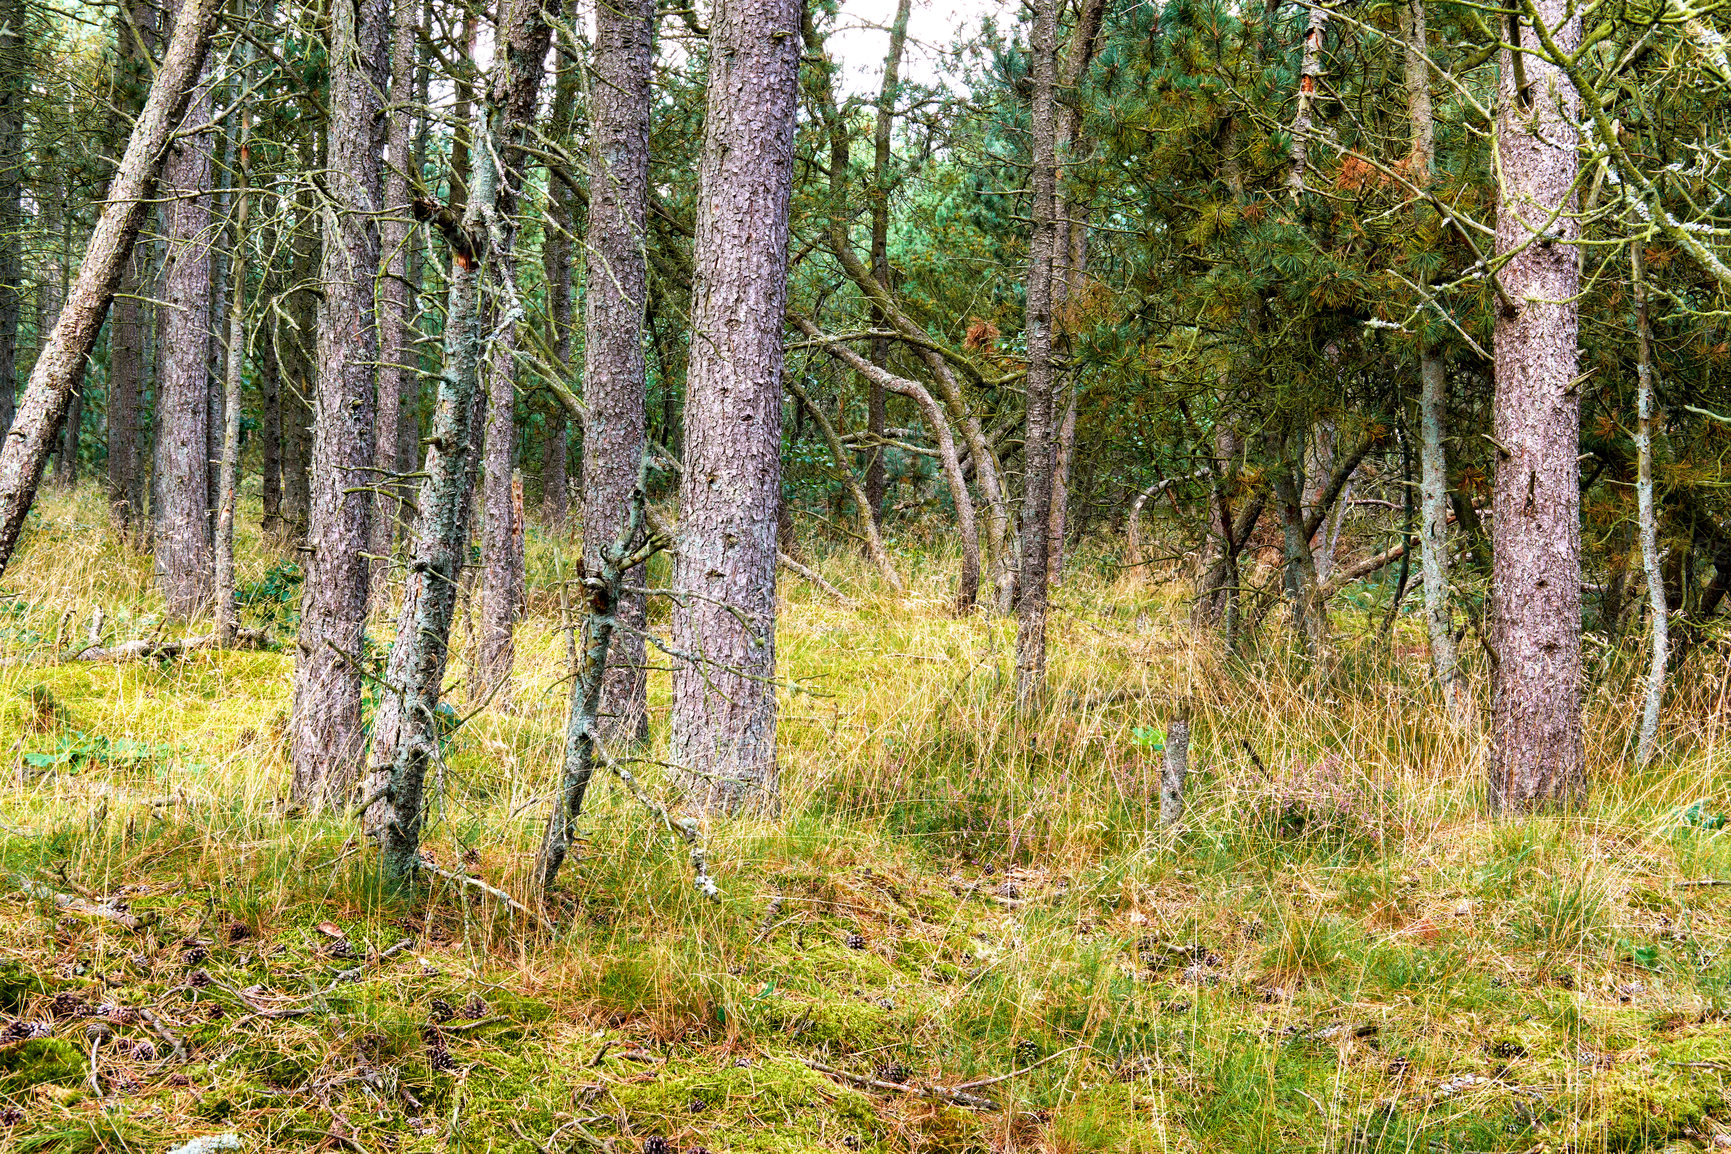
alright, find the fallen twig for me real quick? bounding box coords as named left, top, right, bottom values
left=13, top=875, right=147, bottom=929
left=1678, top=879, right=1731, bottom=888
left=139, top=1007, right=188, bottom=1062
left=419, top=861, right=556, bottom=932
left=953, top=1045, right=1084, bottom=1090
left=802, top=1057, right=998, bottom=1109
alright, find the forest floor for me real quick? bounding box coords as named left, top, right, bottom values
left=2, top=487, right=1731, bottom=1153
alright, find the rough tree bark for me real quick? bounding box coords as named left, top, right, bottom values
left=1015, top=0, right=1060, bottom=711
left=670, top=0, right=800, bottom=812
left=290, top=0, right=387, bottom=805
left=371, top=0, right=423, bottom=598
left=215, top=39, right=254, bottom=644
left=540, top=2, right=578, bottom=530
left=153, top=44, right=216, bottom=616
left=106, top=0, right=158, bottom=533
left=0, top=0, right=22, bottom=436
left=864, top=0, right=911, bottom=527
left=1487, top=0, right=1584, bottom=810
left=1632, top=238, right=1667, bottom=767
left=473, top=0, right=552, bottom=702
left=372, top=0, right=549, bottom=886
left=582, top=0, right=653, bottom=741
left=0, top=0, right=224, bottom=580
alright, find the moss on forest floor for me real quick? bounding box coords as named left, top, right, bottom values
left=1, top=489, right=1730, bottom=1152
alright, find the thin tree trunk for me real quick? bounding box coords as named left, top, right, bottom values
left=579, top=0, right=652, bottom=741
left=538, top=487, right=663, bottom=893
left=154, top=55, right=216, bottom=616
left=1404, top=0, right=1465, bottom=719
left=864, top=0, right=910, bottom=528
left=215, top=41, right=254, bottom=644
left=785, top=375, right=902, bottom=591
left=794, top=316, right=979, bottom=610
left=1015, top=0, right=1061, bottom=711
left=277, top=143, right=318, bottom=541
left=373, top=0, right=549, bottom=885
left=476, top=0, right=554, bottom=705
left=371, top=0, right=422, bottom=599
left=1271, top=426, right=1332, bottom=667
left=1633, top=238, right=1666, bottom=767
left=258, top=289, right=281, bottom=533
left=670, top=0, right=801, bottom=812
left=290, top=0, right=387, bottom=805
left=1488, top=0, right=1584, bottom=810
left=0, top=0, right=224, bottom=579
left=540, top=4, right=576, bottom=530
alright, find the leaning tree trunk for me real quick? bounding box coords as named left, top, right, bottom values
left=153, top=63, right=216, bottom=616
left=0, top=0, right=223, bottom=580
left=1632, top=238, right=1667, bottom=767
left=583, top=0, right=654, bottom=741
left=372, top=0, right=550, bottom=886
left=1015, top=0, right=1061, bottom=712
left=1487, top=0, right=1584, bottom=810
left=669, top=0, right=801, bottom=813
left=290, top=0, right=386, bottom=806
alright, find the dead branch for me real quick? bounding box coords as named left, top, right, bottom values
left=802, top=1057, right=999, bottom=1109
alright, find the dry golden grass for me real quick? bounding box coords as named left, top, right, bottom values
left=0, top=486, right=1729, bottom=1152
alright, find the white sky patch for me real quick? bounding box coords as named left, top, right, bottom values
left=821, top=0, right=1014, bottom=97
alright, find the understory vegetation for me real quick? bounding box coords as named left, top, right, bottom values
left=2, top=488, right=1731, bottom=1152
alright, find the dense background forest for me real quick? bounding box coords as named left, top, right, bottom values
left=0, top=0, right=1729, bottom=1148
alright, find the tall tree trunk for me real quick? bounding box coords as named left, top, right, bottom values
left=540, top=6, right=576, bottom=530
left=582, top=0, right=653, bottom=741
left=1488, top=0, right=1584, bottom=810
left=1271, top=426, right=1332, bottom=666
left=1632, top=238, right=1666, bottom=767
left=864, top=0, right=911, bottom=527
left=475, top=0, right=553, bottom=703
left=371, top=0, right=422, bottom=599
left=1014, top=0, right=1060, bottom=711
left=0, top=0, right=224, bottom=579
left=670, top=0, right=800, bottom=813
left=373, top=0, right=549, bottom=886
left=290, top=0, right=387, bottom=805
left=105, top=0, right=157, bottom=532
left=154, top=58, right=216, bottom=616
left=108, top=249, right=146, bottom=530
left=1046, top=0, right=1105, bottom=587
left=215, top=39, right=254, bottom=644
left=258, top=281, right=281, bottom=534
left=276, top=143, right=319, bottom=541
left=0, top=0, right=23, bottom=437
left=1404, top=0, right=1465, bottom=718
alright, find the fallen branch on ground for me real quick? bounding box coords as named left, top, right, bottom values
left=802, top=1057, right=998, bottom=1109
left=13, top=875, right=147, bottom=929
left=419, top=861, right=557, bottom=932
left=68, top=627, right=269, bottom=662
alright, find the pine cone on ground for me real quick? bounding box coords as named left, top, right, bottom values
left=844, top=932, right=866, bottom=950
left=429, top=999, right=455, bottom=1023
left=460, top=995, right=487, bottom=1019
left=642, top=1138, right=671, bottom=1154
